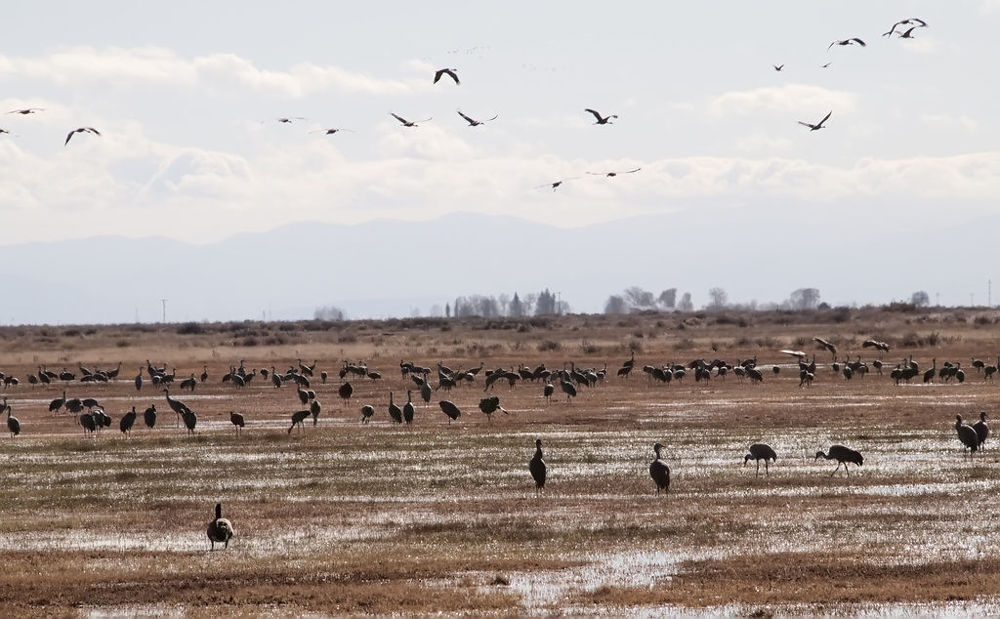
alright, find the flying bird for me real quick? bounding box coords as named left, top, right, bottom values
left=457, top=110, right=498, bottom=126
left=812, top=337, right=837, bottom=357
left=0, top=128, right=11, bottom=136
left=585, top=108, right=617, bottom=125
left=64, top=127, right=100, bottom=146
left=883, top=17, right=927, bottom=37
left=798, top=111, right=831, bottom=131
left=587, top=168, right=641, bottom=178
left=390, top=113, right=431, bottom=127
left=773, top=64, right=784, bottom=72
left=821, top=62, right=832, bottom=68
left=310, top=128, right=354, bottom=135
left=894, top=27, right=918, bottom=39
left=535, top=177, right=580, bottom=191
left=828, top=38, right=866, bottom=51
left=7, top=108, right=43, bottom=115
left=433, top=68, right=460, bottom=85
left=276, top=117, right=307, bottom=123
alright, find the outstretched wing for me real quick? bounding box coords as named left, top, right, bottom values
left=390, top=112, right=408, bottom=125
left=457, top=110, right=477, bottom=125
left=818, top=111, right=832, bottom=126
left=64, top=129, right=77, bottom=145
left=852, top=38, right=866, bottom=46
left=584, top=108, right=603, bottom=122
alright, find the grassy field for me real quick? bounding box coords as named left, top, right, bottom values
left=3, top=308, right=1000, bottom=616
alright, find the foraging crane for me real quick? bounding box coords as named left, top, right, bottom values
left=815, top=445, right=863, bottom=476
left=956, top=414, right=980, bottom=457
left=744, top=443, right=777, bottom=477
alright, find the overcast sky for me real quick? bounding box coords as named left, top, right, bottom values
left=1, top=2, right=998, bottom=315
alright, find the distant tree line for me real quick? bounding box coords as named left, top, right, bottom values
left=443, top=288, right=570, bottom=318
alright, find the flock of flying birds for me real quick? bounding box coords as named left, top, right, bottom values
left=0, top=16, right=929, bottom=190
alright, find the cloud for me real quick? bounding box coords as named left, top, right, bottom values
left=0, top=46, right=423, bottom=97
left=709, top=84, right=859, bottom=117
left=922, top=113, right=979, bottom=132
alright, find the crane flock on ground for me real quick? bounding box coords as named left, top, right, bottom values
left=2, top=327, right=993, bottom=505
left=0, top=16, right=928, bottom=193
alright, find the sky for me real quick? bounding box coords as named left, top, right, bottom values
left=1, top=1, right=999, bottom=319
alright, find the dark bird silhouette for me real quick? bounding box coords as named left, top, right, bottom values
left=744, top=443, right=777, bottom=477
left=207, top=503, right=235, bottom=550
left=956, top=414, right=980, bottom=457
left=360, top=404, right=375, bottom=424
left=821, top=62, right=832, bottom=68
left=403, top=391, right=415, bottom=424
left=134, top=368, right=143, bottom=392
left=798, top=111, right=832, bottom=131
left=457, top=110, right=497, bottom=126
left=773, top=64, right=784, bottom=71
left=0, top=128, right=12, bottom=136
left=79, top=412, right=96, bottom=435
left=288, top=409, right=310, bottom=433
left=883, top=17, right=928, bottom=37
left=649, top=443, right=671, bottom=494
left=815, top=445, right=863, bottom=476
left=974, top=412, right=990, bottom=449
left=560, top=378, right=577, bottom=402
left=543, top=382, right=555, bottom=402
left=182, top=409, right=197, bottom=434
left=828, top=38, right=866, bottom=51
left=311, top=127, right=354, bottom=135
left=164, top=389, right=191, bottom=428
left=230, top=411, right=245, bottom=434
left=49, top=390, right=67, bottom=413
left=8, top=108, right=44, bottom=115
left=338, top=382, right=353, bottom=402
left=200, top=365, right=209, bottom=383
left=439, top=400, right=461, bottom=423
left=894, top=26, right=918, bottom=39
left=529, top=439, right=546, bottom=493
left=535, top=177, right=580, bottom=191
left=119, top=406, right=137, bottom=435
left=585, top=108, right=617, bottom=124
left=434, top=68, right=460, bottom=84
left=478, top=396, right=508, bottom=421
left=587, top=167, right=641, bottom=178
left=276, top=116, right=306, bottom=123
left=143, top=405, right=157, bottom=429
left=388, top=392, right=403, bottom=424
left=4, top=399, right=19, bottom=437
left=420, top=379, right=432, bottom=404
left=390, top=112, right=431, bottom=127
left=64, top=127, right=100, bottom=146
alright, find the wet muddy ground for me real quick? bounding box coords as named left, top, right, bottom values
left=3, top=321, right=1000, bottom=615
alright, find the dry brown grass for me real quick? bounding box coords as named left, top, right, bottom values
left=3, top=307, right=1000, bottom=614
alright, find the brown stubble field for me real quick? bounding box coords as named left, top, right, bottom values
left=3, top=307, right=1000, bottom=616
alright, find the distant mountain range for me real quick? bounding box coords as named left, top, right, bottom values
left=0, top=205, right=993, bottom=325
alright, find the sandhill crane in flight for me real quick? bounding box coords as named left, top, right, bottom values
left=457, top=110, right=498, bottom=126
left=894, top=27, right=918, bottom=39
left=798, top=111, right=831, bottom=132
left=883, top=17, right=927, bottom=37
left=433, top=68, right=460, bottom=85
left=828, top=38, right=866, bottom=51
left=311, top=128, right=354, bottom=135
left=536, top=177, right=580, bottom=191
left=773, top=64, right=784, bottom=71
left=821, top=62, right=832, bottom=68
left=587, top=168, right=641, bottom=178
left=812, top=337, right=837, bottom=358
left=585, top=108, right=617, bottom=125
left=276, top=117, right=306, bottom=123
left=7, top=108, right=43, bottom=115
left=390, top=113, right=431, bottom=127
left=0, top=128, right=11, bottom=136
left=64, top=127, right=100, bottom=146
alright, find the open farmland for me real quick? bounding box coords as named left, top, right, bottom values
left=3, top=307, right=1000, bottom=616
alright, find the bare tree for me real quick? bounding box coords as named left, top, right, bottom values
left=677, top=292, right=694, bottom=312
left=910, top=290, right=930, bottom=307
left=658, top=288, right=677, bottom=309
left=604, top=295, right=628, bottom=314
left=509, top=293, right=525, bottom=318
left=788, top=288, right=821, bottom=311
left=314, top=305, right=345, bottom=320
left=707, top=287, right=728, bottom=310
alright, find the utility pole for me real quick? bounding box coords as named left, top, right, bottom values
left=161, top=298, right=167, bottom=323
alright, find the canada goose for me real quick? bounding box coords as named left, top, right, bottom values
left=207, top=503, right=235, bottom=550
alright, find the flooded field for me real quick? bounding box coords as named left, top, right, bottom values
left=2, top=312, right=1000, bottom=615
